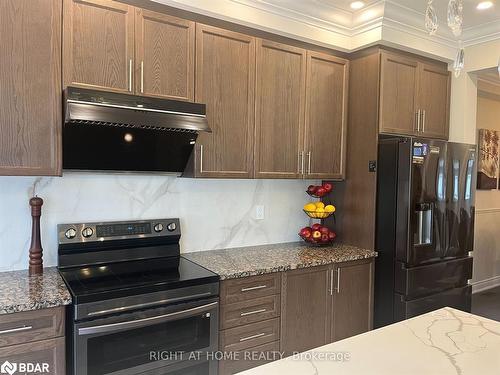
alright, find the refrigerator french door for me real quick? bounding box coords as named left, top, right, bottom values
left=375, top=136, right=475, bottom=328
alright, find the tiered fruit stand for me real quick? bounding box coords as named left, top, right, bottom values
left=298, top=183, right=337, bottom=246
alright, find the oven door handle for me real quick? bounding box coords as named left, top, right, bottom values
left=77, top=301, right=218, bottom=336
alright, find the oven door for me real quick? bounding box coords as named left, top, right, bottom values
left=73, top=298, right=219, bottom=375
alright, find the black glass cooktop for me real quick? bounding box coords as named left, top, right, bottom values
left=59, top=256, right=219, bottom=304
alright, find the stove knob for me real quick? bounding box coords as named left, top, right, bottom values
left=82, top=227, right=94, bottom=238
left=65, top=228, right=77, bottom=239
left=154, top=223, right=164, bottom=233
left=167, top=222, right=177, bottom=232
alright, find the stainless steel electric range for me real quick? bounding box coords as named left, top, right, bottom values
left=57, top=218, right=219, bottom=375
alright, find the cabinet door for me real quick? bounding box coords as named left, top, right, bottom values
left=304, top=51, right=349, bottom=179
left=332, top=260, right=374, bottom=342
left=281, top=265, right=331, bottom=355
left=63, top=0, right=134, bottom=93
left=379, top=52, right=419, bottom=136
left=194, top=24, right=255, bottom=178
left=0, top=0, right=62, bottom=176
left=0, top=337, right=65, bottom=375
left=135, top=9, right=194, bottom=101
left=255, top=40, right=306, bottom=179
left=417, top=63, right=451, bottom=140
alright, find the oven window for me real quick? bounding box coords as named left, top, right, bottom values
left=87, top=314, right=210, bottom=375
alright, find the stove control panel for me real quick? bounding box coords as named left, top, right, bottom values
left=58, top=218, right=180, bottom=244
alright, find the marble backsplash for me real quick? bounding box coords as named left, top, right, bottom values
left=0, top=174, right=317, bottom=272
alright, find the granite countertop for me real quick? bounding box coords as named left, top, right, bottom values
left=0, top=267, right=72, bottom=315
left=241, top=307, right=500, bottom=375
left=183, top=242, right=377, bottom=280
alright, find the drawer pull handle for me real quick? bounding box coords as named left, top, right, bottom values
left=240, top=308, right=266, bottom=317
left=0, top=325, right=33, bottom=335
left=241, top=285, right=267, bottom=292
left=239, top=332, right=266, bottom=342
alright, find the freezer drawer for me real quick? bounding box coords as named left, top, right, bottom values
left=394, top=285, right=471, bottom=322
left=394, top=257, right=472, bottom=299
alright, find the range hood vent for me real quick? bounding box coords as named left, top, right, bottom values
left=63, top=87, right=210, bottom=174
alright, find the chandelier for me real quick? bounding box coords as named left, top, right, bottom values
left=425, top=0, right=464, bottom=77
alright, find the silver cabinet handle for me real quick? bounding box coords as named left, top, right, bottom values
left=330, top=269, right=334, bottom=296
left=0, top=325, right=33, bottom=335
left=199, top=144, right=204, bottom=173
left=297, top=151, right=301, bottom=174
left=129, top=59, right=133, bottom=92
left=415, top=110, right=421, bottom=132
left=307, top=151, right=312, bottom=175
left=240, top=308, right=266, bottom=317
left=140, top=60, right=144, bottom=93
left=336, top=268, right=341, bottom=294
left=239, top=332, right=266, bottom=342
left=421, top=110, right=426, bottom=133
left=301, top=151, right=305, bottom=174
left=79, top=301, right=218, bottom=336
left=241, top=285, right=267, bottom=292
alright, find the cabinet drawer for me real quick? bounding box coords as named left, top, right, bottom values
left=219, top=340, right=280, bottom=375
left=221, top=318, right=280, bottom=351
left=0, top=307, right=64, bottom=348
left=0, top=337, right=65, bottom=375
left=221, top=295, right=280, bottom=329
left=221, top=273, right=281, bottom=304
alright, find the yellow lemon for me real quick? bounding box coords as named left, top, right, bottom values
left=304, top=203, right=316, bottom=211
left=325, top=205, right=336, bottom=213
left=315, top=207, right=325, bottom=213
left=315, top=202, right=325, bottom=209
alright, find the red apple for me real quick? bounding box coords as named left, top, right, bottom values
left=307, top=185, right=318, bottom=195
left=311, top=223, right=322, bottom=231
left=312, top=230, right=322, bottom=240
left=315, top=187, right=327, bottom=196
left=320, top=226, right=330, bottom=235
left=328, top=231, right=337, bottom=240
left=322, top=182, right=333, bottom=192
left=321, top=233, right=330, bottom=243
left=299, top=227, right=312, bottom=238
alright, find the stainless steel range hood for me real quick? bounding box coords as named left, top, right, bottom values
left=63, top=87, right=210, bottom=174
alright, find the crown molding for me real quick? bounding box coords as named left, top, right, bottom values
left=151, top=0, right=499, bottom=60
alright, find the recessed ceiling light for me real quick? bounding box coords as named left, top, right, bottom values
left=350, top=1, right=365, bottom=10
left=477, top=1, right=494, bottom=10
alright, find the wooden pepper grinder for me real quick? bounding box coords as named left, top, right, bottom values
left=28, top=196, right=44, bottom=275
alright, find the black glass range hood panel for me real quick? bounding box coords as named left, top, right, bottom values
left=63, top=87, right=210, bottom=174
left=63, top=122, right=197, bottom=174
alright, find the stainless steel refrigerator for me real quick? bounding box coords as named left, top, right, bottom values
left=374, top=136, right=476, bottom=328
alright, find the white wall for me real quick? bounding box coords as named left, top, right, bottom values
left=473, top=93, right=500, bottom=291
left=0, top=175, right=317, bottom=272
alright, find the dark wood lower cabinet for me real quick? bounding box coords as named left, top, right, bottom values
left=332, top=260, right=374, bottom=341
left=0, top=307, right=65, bottom=375
left=280, top=259, right=374, bottom=354
left=0, top=337, right=65, bottom=374
left=280, top=265, right=331, bottom=355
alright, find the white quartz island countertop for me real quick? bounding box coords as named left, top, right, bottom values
left=239, top=308, right=500, bottom=375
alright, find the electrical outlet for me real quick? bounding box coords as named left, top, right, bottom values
left=255, top=205, right=265, bottom=220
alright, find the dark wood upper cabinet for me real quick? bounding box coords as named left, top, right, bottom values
left=304, top=51, right=349, bottom=179
left=280, top=265, right=331, bottom=355
left=63, top=0, right=135, bottom=93
left=194, top=24, right=255, bottom=178
left=135, top=9, right=195, bottom=101
left=255, top=40, right=306, bottom=179
left=379, top=52, right=419, bottom=136
left=331, top=260, right=374, bottom=342
left=417, top=63, right=451, bottom=139
left=0, top=0, right=62, bottom=176
left=379, top=50, right=451, bottom=140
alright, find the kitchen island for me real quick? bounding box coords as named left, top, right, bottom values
left=239, top=307, right=500, bottom=375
